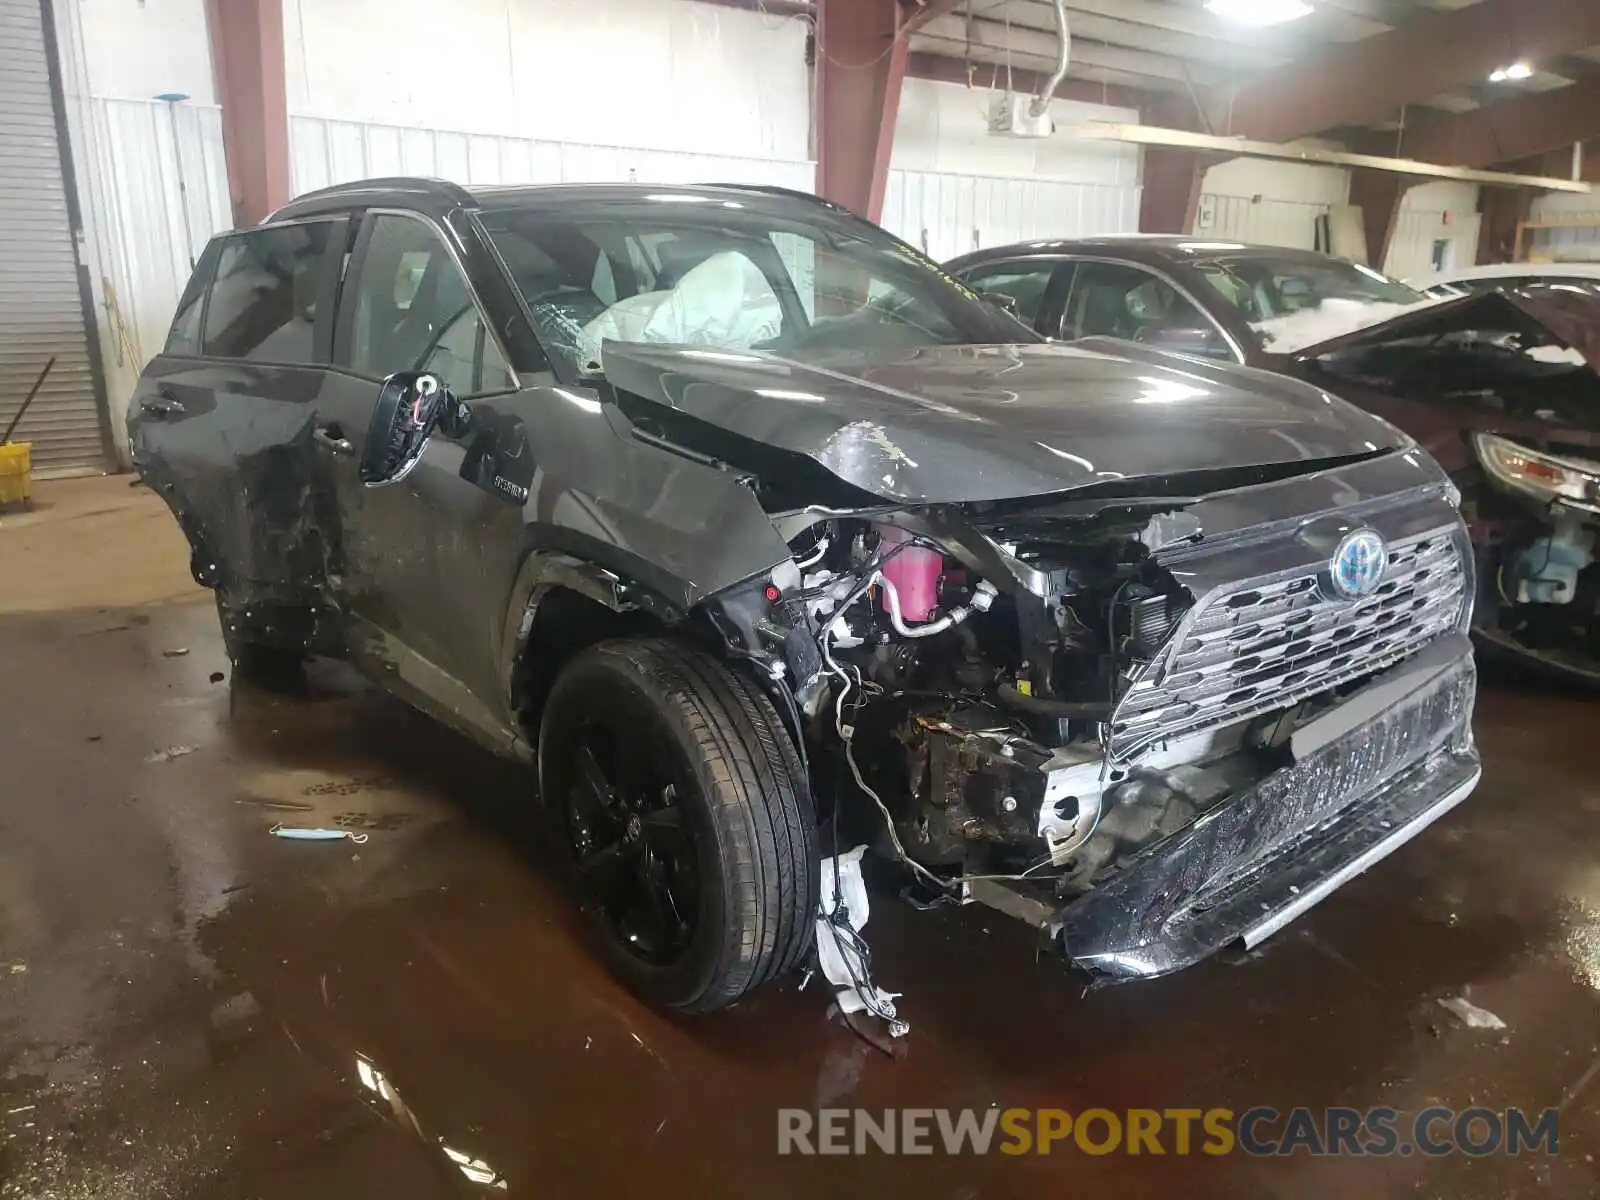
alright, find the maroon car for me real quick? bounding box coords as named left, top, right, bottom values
left=948, top=238, right=1600, bottom=683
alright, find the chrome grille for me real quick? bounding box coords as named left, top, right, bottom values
left=1111, top=529, right=1468, bottom=760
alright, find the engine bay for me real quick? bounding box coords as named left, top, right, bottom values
left=707, top=505, right=1353, bottom=912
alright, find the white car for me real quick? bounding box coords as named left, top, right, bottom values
left=1408, top=261, right=1600, bottom=299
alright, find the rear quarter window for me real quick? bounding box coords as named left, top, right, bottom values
left=164, top=241, right=221, bottom=356
left=201, top=221, right=340, bottom=363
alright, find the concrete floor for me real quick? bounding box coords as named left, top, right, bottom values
left=0, top=476, right=1597, bottom=1198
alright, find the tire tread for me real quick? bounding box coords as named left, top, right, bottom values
left=558, top=638, right=817, bottom=1012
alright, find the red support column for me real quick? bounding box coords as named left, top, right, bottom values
left=815, top=0, right=907, bottom=222
left=1347, top=170, right=1411, bottom=270
left=205, top=0, right=290, bottom=228
left=1476, top=186, right=1535, bottom=264
left=1138, top=147, right=1207, bottom=234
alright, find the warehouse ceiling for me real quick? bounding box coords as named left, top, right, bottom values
left=900, top=0, right=1600, bottom=134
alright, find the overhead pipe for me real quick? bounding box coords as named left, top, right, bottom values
left=1029, top=0, right=1070, bottom=119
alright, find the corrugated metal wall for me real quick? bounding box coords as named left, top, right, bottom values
left=0, top=0, right=106, bottom=475
left=1195, top=156, right=1350, bottom=251
left=1193, top=193, right=1333, bottom=251
left=84, top=98, right=231, bottom=425
left=289, top=114, right=815, bottom=195
left=880, top=170, right=1139, bottom=262
left=1383, top=181, right=1482, bottom=280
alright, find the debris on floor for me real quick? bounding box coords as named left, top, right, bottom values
left=162, top=647, right=190, bottom=658
left=144, top=744, right=199, bottom=764
left=1438, top=995, right=1508, bottom=1030
left=816, top=845, right=908, bottom=1043
left=209, top=671, right=225, bottom=683
left=269, top=823, right=369, bottom=844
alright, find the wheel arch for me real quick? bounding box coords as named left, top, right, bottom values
left=498, top=550, right=808, bottom=771
left=500, top=550, right=684, bottom=744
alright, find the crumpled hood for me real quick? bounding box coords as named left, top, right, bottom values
left=1284, top=286, right=1600, bottom=373
left=598, top=339, right=1407, bottom=504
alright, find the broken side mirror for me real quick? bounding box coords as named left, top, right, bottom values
left=359, top=371, right=472, bottom=486
left=980, top=292, right=1021, bottom=316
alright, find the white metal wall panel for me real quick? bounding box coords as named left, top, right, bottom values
left=1195, top=193, right=1332, bottom=250
left=881, top=169, right=1139, bottom=262
left=290, top=114, right=814, bottom=196
left=284, top=0, right=811, bottom=166
left=84, top=98, right=230, bottom=420
left=1384, top=182, right=1482, bottom=280
left=1193, top=155, right=1350, bottom=250
left=0, top=0, right=104, bottom=473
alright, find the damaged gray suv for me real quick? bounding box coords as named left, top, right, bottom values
left=130, top=179, right=1481, bottom=1013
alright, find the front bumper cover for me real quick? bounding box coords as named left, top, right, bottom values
left=996, top=633, right=1480, bottom=980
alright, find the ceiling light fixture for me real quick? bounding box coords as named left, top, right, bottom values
left=1205, top=0, right=1314, bottom=26
left=1489, top=61, right=1534, bottom=82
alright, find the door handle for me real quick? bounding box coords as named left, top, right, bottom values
left=140, top=392, right=186, bottom=419
left=315, top=425, right=354, bottom=456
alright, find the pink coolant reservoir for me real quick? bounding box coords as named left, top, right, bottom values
left=875, top=524, right=943, bottom=623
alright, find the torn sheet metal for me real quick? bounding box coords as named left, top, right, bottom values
left=816, top=846, right=908, bottom=1038
left=1289, top=286, right=1600, bottom=375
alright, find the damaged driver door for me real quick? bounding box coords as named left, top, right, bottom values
left=316, top=210, right=523, bottom=749
left=130, top=218, right=348, bottom=642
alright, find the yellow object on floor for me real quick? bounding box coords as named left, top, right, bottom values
left=0, top=442, right=33, bottom=510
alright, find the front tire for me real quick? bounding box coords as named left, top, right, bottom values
left=539, top=638, right=817, bottom=1013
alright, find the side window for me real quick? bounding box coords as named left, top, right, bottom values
left=959, top=262, right=1056, bottom=328
left=202, top=222, right=337, bottom=363
left=1062, top=261, right=1229, bottom=358
left=342, top=215, right=514, bottom=397
left=164, top=240, right=220, bottom=355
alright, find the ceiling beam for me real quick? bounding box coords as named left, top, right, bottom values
left=904, top=50, right=1146, bottom=109
left=1062, top=121, right=1595, bottom=191
left=969, top=0, right=1288, bottom=70
left=1366, top=80, right=1600, bottom=170
left=914, top=14, right=1226, bottom=84
left=1313, top=0, right=1401, bottom=18
left=686, top=0, right=814, bottom=15
left=1215, top=0, right=1600, bottom=143
left=900, top=0, right=962, bottom=38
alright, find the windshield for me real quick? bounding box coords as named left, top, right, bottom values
left=479, top=198, right=1033, bottom=378
left=1194, top=254, right=1429, bottom=354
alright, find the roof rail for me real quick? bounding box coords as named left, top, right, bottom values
left=264, top=176, right=476, bottom=223
left=696, top=182, right=844, bottom=212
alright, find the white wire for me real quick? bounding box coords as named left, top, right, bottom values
left=822, top=603, right=953, bottom=894
left=821, top=565, right=1095, bottom=894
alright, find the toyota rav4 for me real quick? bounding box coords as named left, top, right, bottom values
left=130, top=179, right=1481, bottom=1013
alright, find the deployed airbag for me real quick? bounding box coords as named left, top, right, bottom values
left=578, top=250, right=783, bottom=368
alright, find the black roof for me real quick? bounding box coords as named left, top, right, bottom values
left=946, top=236, right=1346, bottom=272
left=267, top=177, right=849, bottom=224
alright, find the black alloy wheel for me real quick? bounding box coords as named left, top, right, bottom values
left=539, top=638, right=818, bottom=1013
left=562, top=715, right=700, bottom=966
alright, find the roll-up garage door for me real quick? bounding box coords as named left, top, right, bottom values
left=0, top=0, right=108, bottom=474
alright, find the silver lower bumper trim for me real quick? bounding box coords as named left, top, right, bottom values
left=1241, top=765, right=1480, bottom=949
